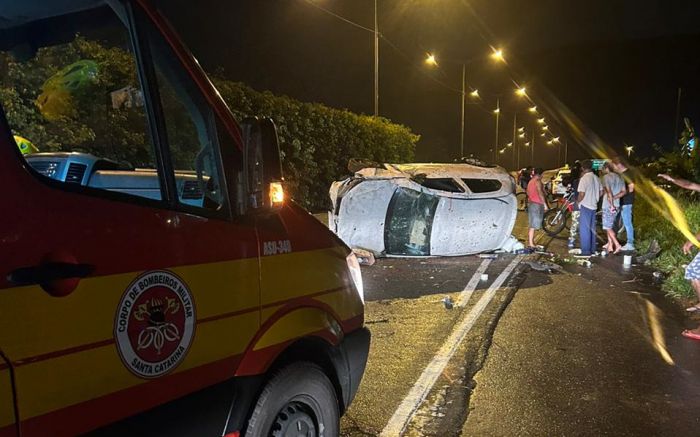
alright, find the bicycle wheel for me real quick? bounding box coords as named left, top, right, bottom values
left=543, top=208, right=568, bottom=236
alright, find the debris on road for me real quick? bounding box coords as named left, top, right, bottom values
left=353, top=248, right=377, bottom=266
left=652, top=271, right=664, bottom=282
left=577, top=259, right=592, bottom=268
left=523, top=260, right=564, bottom=273
left=441, top=296, right=454, bottom=310
left=480, top=273, right=489, bottom=282
left=478, top=254, right=499, bottom=259
left=635, top=239, right=661, bottom=263
left=500, top=235, right=525, bottom=253
left=568, top=248, right=582, bottom=255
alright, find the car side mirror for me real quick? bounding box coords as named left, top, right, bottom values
left=242, top=117, right=284, bottom=210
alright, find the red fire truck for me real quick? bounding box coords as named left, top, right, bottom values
left=0, top=1, right=369, bottom=435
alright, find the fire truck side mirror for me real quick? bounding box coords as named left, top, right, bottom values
left=242, top=117, right=284, bottom=210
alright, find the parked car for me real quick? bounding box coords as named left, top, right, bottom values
left=329, top=162, right=518, bottom=256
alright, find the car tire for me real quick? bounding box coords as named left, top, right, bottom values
left=245, top=362, right=339, bottom=437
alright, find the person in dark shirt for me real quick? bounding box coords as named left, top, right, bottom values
left=613, top=157, right=635, bottom=251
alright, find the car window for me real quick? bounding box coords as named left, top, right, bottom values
left=0, top=5, right=164, bottom=202
left=461, top=178, right=502, bottom=193
left=384, top=188, right=439, bottom=256
left=416, top=178, right=464, bottom=193
left=144, top=21, right=227, bottom=212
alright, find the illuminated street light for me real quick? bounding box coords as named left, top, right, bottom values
left=507, top=142, right=513, bottom=147
left=524, top=142, right=531, bottom=147
left=470, top=89, right=480, bottom=98
left=537, top=118, right=545, bottom=124
left=541, top=133, right=546, bottom=137
left=515, top=87, right=527, bottom=97
left=491, top=48, right=505, bottom=62
left=499, top=148, right=506, bottom=154
left=424, top=53, right=438, bottom=66
left=553, top=137, right=561, bottom=143
left=518, top=133, right=526, bottom=139
left=518, top=127, right=525, bottom=132
left=542, top=125, right=549, bottom=131
left=625, top=145, right=634, bottom=157
left=528, top=106, right=537, bottom=113
left=493, top=107, right=500, bottom=114
left=547, top=140, right=554, bottom=145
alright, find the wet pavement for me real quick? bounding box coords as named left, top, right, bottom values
left=336, top=211, right=700, bottom=436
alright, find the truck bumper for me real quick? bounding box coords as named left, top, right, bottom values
left=334, top=327, right=371, bottom=412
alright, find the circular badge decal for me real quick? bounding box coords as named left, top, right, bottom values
left=115, top=270, right=196, bottom=379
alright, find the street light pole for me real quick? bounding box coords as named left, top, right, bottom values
left=564, top=139, right=568, bottom=164
left=460, top=63, right=466, bottom=158
left=494, top=98, right=500, bottom=163
left=531, top=128, right=535, bottom=164
left=374, top=0, right=379, bottom=116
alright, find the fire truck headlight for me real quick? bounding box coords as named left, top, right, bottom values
left=346, top=253, right=364, bottom=304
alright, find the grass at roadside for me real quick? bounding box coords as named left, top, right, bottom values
left=635, top=195, right=700, bottom=300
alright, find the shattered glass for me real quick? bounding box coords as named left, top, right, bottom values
left=384, top=188, right=439, bottom=256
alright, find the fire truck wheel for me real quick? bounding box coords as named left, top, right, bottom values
left=245, top=362, right=339, bottom=437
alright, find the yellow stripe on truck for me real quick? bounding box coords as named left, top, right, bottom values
left=260, top=248, right=350, bottom=305
left=13, top=311, right=259, bottom=420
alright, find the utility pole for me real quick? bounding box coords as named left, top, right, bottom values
left=564, top=139, right=568, bottom=164
left=460, top=64, right=466, bottom=158
left=531, top=128, right=535, bottom=164
left=373, top=0, right=379, bottom=116
left=495, top=98, right=500, bottom=162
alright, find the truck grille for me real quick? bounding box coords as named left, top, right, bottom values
left=182, top=180, right=203, bottom=199
left=65, top=163, right=87, bottom=184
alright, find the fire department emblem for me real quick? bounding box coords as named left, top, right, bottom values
left=114, top=270, right=196, bottom=378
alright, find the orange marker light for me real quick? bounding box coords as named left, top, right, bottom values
left=269, top=181, right=285, bottom=206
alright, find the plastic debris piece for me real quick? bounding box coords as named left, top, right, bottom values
left=480, top=273, right=489, bottom=282
left=577, top=259, right=592, bottom=268
left=442, top=296, right=454, bottom=310
left=515, top=247, right=534, bottom=254
left=568, top=248, right=582, bottom=255
left=523, top=260, right=563, bottom=273
left=352, top=248, right=376, bottom=266
left=478, top=254, right=498, bottom=259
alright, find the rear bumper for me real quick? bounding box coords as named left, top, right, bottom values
left=334, top=327, right=371, bottom=412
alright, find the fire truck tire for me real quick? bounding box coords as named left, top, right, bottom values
left=245, top=362, right=339, bottom=437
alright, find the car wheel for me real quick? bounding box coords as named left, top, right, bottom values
left=516, top=192, right=528, bottom=211
left=245, top=362, right=339, bottom=437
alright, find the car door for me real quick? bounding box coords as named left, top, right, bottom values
left=0, top=2, right=259, bottom=436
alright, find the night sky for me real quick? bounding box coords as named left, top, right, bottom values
left=159, top=0, right=700, bottom=169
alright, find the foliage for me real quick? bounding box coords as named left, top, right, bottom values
left=636, top=194, right=700, bottom=300
left=0, top=37, right=418, bottom=211
left=212, top=78, right=418, bottom=210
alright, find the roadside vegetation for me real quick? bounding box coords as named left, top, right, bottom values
left=636, top=137, right=700, bottom=300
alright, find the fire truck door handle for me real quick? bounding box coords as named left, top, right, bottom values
left=8, top=262, right=94, bottom=286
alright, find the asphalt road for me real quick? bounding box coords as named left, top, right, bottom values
left=339, top=211, right=700, bottom=436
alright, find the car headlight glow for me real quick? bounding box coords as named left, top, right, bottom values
left=346, top=253, right=364, bottom=304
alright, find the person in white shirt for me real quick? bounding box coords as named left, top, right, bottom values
left=576, top=160, right=603, bottom=256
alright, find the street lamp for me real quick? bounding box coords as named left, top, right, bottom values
left=528, top=106, right=537, bottom=113
left=515, top=87, right=527, bottom=97
left=470, top=89, right=480, bottom=98
left=542, top=125, right=549, bottom=131
left=491, top=48, right=505, bottom=62
left=537, top=118, right=545, bottom=125
left=424, top=53, right=438, bottom=66
left=625, top=145, right=634, bottom=157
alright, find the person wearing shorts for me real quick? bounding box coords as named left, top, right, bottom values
left=601, top=161, right=626, bottom=254
left=526, top=167, right=548, bottom=248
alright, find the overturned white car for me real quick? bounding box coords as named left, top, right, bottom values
left=329, top=162, right=518, bottom=256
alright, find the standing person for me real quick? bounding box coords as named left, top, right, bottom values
left=613, top=157, right=636, bottom=251
left=567, top=162, right=582, bottom=249
left=577, top=160, right=603, bottom=256
left=658, top=173, right=700, bottom=339
left=526, top=167, right=548, bottom=248
left=601, top=162, right=626, bottom=254
left=519, top=166, right=533, bottom=190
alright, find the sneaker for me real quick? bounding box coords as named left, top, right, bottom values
left=568, top=248, right=582, bottom=255
left=621, top=244, right=636, bottom=251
